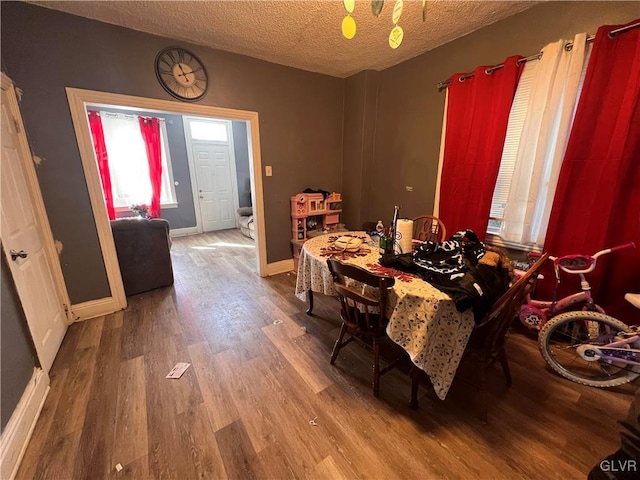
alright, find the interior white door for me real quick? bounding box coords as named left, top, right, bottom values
left=1, top=85, right=67, bottom=373
left=193, top=143, right=237, bottom=232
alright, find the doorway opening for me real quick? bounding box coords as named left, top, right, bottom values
left=66, top=88, right=266, bottom=313
left=183, top=116, right=243, bottom=234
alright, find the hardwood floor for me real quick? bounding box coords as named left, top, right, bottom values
left=17, top=229, right=637, bottom=479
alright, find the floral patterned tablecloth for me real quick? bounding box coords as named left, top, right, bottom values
left=294, top=232, right=475, bottom=400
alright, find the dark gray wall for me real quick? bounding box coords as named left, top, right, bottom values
left=163, top=113, right=197, bottom=228
left=232, top=121, right=252, bottom=208
left=1, top=251, right=38, bottom=432
left=341, top=70, right=379, bottom=230
left=1, top=2, right=344, bottom=304
left=359, top=1, right=640, bottom=223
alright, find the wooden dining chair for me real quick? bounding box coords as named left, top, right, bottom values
left=327, top=258, right=403, bottom=397
left=361, top=221, right=377, bottom=232
left=409, top=252, right=549, bottom=422
left=412, top=215, right=447, bottom=243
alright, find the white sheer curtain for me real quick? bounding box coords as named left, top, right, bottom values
left=101, top=114, right=152, bottom=207
left=100, top=113, right=175, bottom=208
left=500, top=33, right=590, bottom=246
left=433, top=89, right=449, bottom=218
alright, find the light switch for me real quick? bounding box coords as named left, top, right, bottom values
left=406, top=186, right=414, bottom=192
left=265, top=165, right=273, bottom=177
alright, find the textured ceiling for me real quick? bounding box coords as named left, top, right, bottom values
left=29, top=0, right=540, bottom=78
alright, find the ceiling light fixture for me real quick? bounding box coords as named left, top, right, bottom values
left=341, top=0, right=427, bottom=49
left=342, top=0, right=357, bottom=39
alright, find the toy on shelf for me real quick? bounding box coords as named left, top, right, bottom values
left=291, top=192, right=342, bottom=241
left=291, top=191, right=344, bottom=270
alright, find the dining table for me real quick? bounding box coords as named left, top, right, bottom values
left=294, top=232, right=475, bottom=400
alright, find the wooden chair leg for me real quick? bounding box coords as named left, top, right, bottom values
left=330, top=323, right=348, bottom=365
left=372, top=336, right=380, bottom=397
left=499, top=350, right=512, bottom=386
left=479, top=364, right=488, bottom=424
left=306, top=289, right=314, bottom=315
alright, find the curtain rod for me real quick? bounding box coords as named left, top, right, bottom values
left=436, top=21, right=640, bottom=91
left=96, top=110, right=173, bottom=124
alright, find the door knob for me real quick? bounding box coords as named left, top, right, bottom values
left=10, top=249, right=28, bottom=261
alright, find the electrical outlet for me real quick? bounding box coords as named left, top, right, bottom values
left=265, top=165, right=273, bottom=177
left=405, top=186, right=414, bottom=192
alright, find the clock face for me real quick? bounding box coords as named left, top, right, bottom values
left=155, top=47, right=208, bottom=102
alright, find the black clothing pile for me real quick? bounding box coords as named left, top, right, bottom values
left=380, top=230, right=512, bottom=322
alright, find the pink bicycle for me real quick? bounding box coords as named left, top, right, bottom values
left=518, top=242, right=636, bottom=331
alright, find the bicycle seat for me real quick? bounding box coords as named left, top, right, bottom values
left=625, top=293, right=640, bottom=310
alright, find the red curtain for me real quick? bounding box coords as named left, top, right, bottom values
left=439, top=56, right=524, bottom=240
left=87, top=111, right=115, bottom=220
left=543, top=20, right=640, bottom=323
left=138, top=117, right=163, bottom=218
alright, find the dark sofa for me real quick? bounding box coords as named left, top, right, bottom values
left=110, top=218, right=174, bottom=296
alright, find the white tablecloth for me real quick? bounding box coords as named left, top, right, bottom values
left=294, top=233, right=475, bottom=400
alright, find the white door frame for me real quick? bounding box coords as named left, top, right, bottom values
left=66, top=89, right=267, bottom=314
left=183, top=117, right=240, bottom=234
left=1, top=73, right=72, bottom=323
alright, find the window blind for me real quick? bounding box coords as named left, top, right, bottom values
left=489, top=59, right=539, bottom=222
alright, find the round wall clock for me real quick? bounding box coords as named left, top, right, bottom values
left=155, top=47, right=208, bottom=102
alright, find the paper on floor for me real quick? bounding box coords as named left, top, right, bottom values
left=166, top=362, right=191, bottom=379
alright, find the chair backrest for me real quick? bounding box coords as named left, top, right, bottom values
left=327, top=258, right=395, bottom=334
left=471, top=253, right=549, bottom=353
left=412, top=215, right=447, bottom=243
left=361, top=221, right=377, bottom=232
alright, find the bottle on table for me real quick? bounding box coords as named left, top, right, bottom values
left=379, top=227, right=387, bottom=255
left=374, top=220, right=385, bottom=253
left=388, top=206, right=400, bottom=255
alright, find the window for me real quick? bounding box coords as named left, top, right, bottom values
left=98, top=111, right=178, bottom=209
left=187, top=119, right=229, bottom=142
left=487, top=41, right=592, bottom=249
left=487, top=60, right=539, bottom=236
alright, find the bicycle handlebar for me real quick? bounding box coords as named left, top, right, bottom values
left=525, top=242, right=635, bottom=275
left=557, top=242, right=635, bottom=275
left=606, top=242, right=636, bottom=254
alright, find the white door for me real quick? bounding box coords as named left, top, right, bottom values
left=193, top=143, right=237, bottom=232
left=1, top=83, right=67, bottom=373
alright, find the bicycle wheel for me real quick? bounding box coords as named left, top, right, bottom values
left=538, top=311, right=640, bottom=387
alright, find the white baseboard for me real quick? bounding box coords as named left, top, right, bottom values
left=0, top=369, right=50, bottom=480
left=266, top=259, right=294, bottom=276
left=71, top=296, right=124, bottom=322
left=170, top=226, right=200, bottom=238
